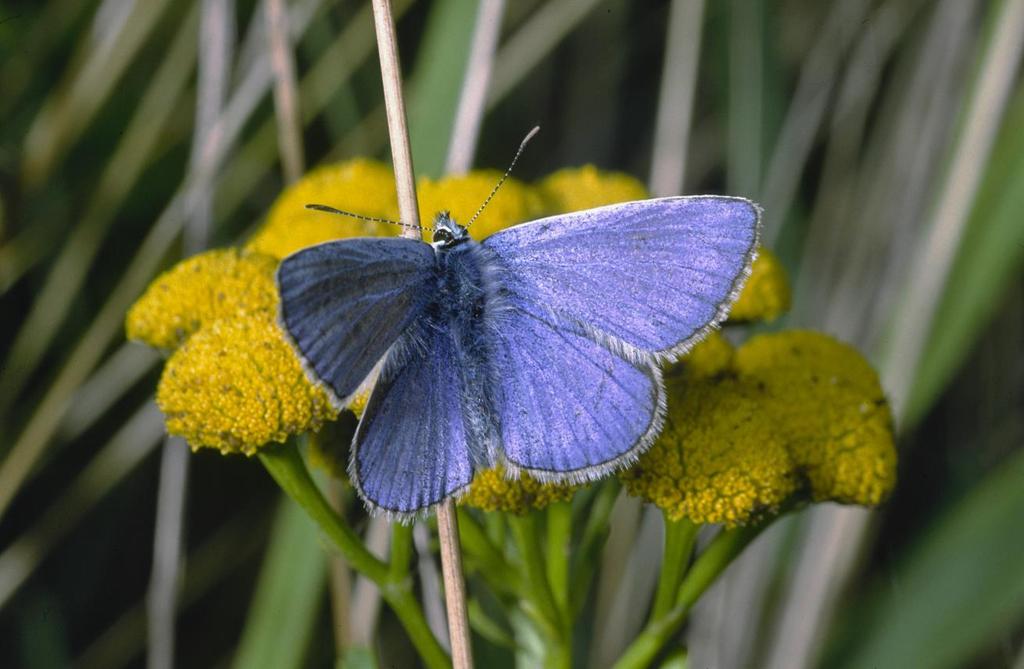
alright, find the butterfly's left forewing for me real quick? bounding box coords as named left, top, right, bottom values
left=277, top=237, right=435, bottom=406
left=483, top=196, right=760, bottom=359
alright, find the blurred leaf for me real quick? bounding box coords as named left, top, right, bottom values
left=231, top=496, right=326, bottom=669
left=904, top=83, right=1024, bottom=426
left=408, top=0, right=481, bottom=178
left=836, top=447, right=1024, bottom=669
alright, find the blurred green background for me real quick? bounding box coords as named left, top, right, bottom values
left=1, top=0, right=1022, bottom=667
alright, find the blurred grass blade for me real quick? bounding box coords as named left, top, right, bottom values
left=760, top=0, right=871, bottom=245
left=338, top=648, right=378, bottom=669
left=0, top=4, right=196, bottom=409
left=0, top=402, right=163, bottom=610
left=0, top=0, right=327, bottom=524
left=446, top=0, right=506, bottom=175
left=726, top=0, right=762, bottom=197
left=487, top=0, right=602, bottom=109
left=835, top=447, right=1024, bottom=669
left=231, top=497, right=327, bottom=669
left=76, top=512, right=267, bottom=669
left=407, top=0, right=482, bottom=178
left=882, top=0, right=1024, bottom=419
left=903, top=78, right=1024, bottom=426
left=215, top=0, right=414, bottom=223
left=648, top=0, right=706, bottom=198
left=21, top=0, right=176, bottom=188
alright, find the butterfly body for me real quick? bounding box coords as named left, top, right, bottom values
left=277, top=196, right=760, bottom=517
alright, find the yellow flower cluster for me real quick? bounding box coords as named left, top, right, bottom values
left=126, top=248, right=338, bottom=454
left=460, top=465, right=577, bottom=515
left=622, top=330, right=897, bottom=526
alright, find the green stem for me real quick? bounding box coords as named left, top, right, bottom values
left=258, top=443, right=449, bottom=669
left=545, top=501, right=572, bottom=615
left=570, top=480, right=620, bottom=617
left=508, top=513, right=565, bottom=645
left=484, top=509, right=506, bottom=547
left=612, top=523, right=765, bottom=669
left=258, top=444, right=388, bottom=584
left=649, top=515, right=699, bottom=621
left=457, top=509, right=520, bottom=596
left=389, top=522, right=414, bottom=581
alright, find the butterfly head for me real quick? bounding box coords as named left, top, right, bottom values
left=432, top=211, right=470, bottom=249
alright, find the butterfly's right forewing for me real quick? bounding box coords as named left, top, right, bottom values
left=276, top=237, right=436, bottom=405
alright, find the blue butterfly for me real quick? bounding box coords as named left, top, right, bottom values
left=276, top=160, right=760, bottom=518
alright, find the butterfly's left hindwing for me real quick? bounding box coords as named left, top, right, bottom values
left=351, top=319, right=477, bottom=516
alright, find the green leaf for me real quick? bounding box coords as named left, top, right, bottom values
left=231, top=497, right=327, bottom=669
left=408, top=0, right=482, bottom=178
left=836, top=448, right=1024, bottom=669
left=904, top=80, right=1024, bottom=426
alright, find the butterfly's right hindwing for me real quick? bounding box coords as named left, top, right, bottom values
left=276, top=237, right=437, bottom=406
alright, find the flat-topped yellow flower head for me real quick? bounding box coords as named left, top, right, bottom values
left=417, top=171, right=545, bottom=239
left=623, top=331, right=897, bottom=526
left=127, top=248, right=338, bottom=454
left=247, top=159, right=399, bottom=259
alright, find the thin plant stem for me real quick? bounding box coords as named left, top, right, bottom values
left=438, top=501, right=473, bottom=667
left=371, top=0, right=421, bottom=238
left=258, top=444, right=449, bottom=669
left=649, top=515, right=698, bottom=622
left=390, top=522, right=414, bottom=581
left=370, top=0, right=472, bottom=666
left=612, top=523, right=766, bottom=669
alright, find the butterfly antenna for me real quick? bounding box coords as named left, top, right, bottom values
left=304, top=204, right=427, bottom=233
left=466, top=126, right=540, bottom=228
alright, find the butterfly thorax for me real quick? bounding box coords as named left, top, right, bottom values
left=420, top=230, right=504, bottom=467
